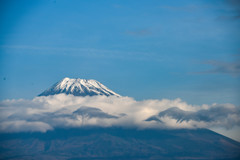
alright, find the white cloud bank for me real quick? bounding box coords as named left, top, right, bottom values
left=0, top=94, right=239, bottom=134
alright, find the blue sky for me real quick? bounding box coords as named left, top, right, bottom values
left=0, top=0, right=240, bottom=105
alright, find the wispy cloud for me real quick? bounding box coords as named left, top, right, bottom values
left=225, top=0, right=240, bottom=11
left=158, top=5, right=201, bottom=12
left=146, top=104, right=240, bottom=129
left=203, top=61, right=240, bottom=76
left=0, top=45, right=162, bottom=62
left=216, top=15, right=240, bottom=21
left=0, top=95, right=239, bottom=133
left=193, top=60, right=240, bottom=77
left=216, top=0, right=240, bottom=21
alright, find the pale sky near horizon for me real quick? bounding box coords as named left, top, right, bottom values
left=0, top=0, right=239, bottom=105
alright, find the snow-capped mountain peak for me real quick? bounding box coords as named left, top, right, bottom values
left=38, top=77, right=121, bottom=97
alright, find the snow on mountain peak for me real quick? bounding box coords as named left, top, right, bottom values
left=38, top=77, right=121, bottom=97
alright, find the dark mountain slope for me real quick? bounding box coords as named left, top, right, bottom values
left=0, top=128, right=239, bottom=160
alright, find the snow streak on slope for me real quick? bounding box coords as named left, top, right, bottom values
left=38, top=77, right=120, bottom=97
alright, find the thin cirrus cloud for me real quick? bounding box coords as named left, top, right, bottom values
left=216, top=0, right=240, bottom=21
left=0, top=94, right=239, bottom=133
left=206, top=61, right=240, bottom=76
left=0, top=45, right=161, bottom=62
left=158, top=5, right=200, bottom=12
left=195, top=60, right=240, bottom=76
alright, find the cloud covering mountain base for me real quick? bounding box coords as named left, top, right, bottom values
left=0, top=94, right=239, bottom=134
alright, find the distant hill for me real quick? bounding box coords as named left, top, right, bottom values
left=0, top=127, right=239, bottom=160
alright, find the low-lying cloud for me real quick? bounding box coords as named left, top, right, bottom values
left=0, top=94, right=239, bottom=133
left=146, top=105, right=240, bottom=129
